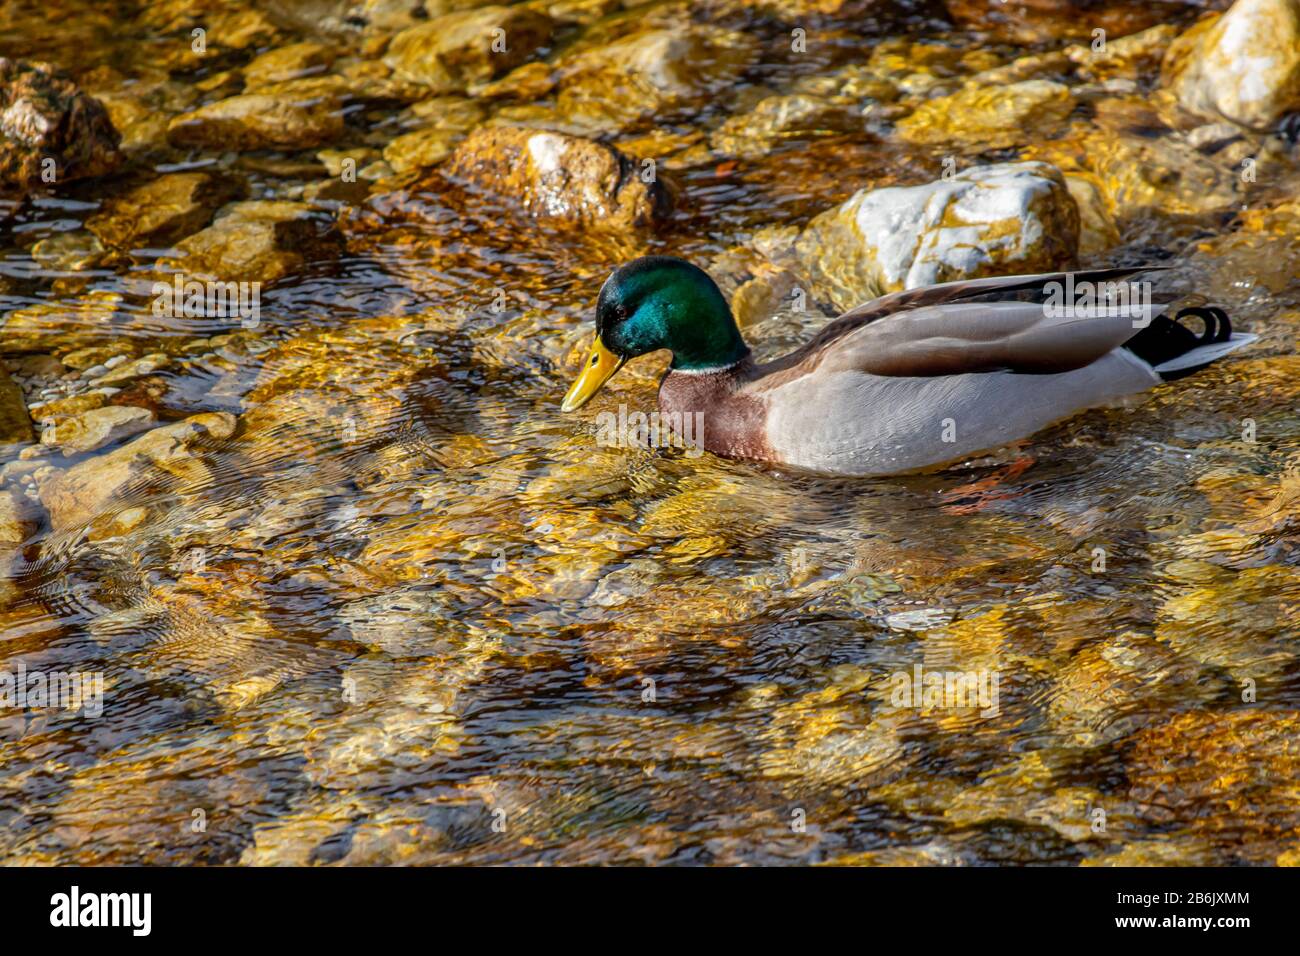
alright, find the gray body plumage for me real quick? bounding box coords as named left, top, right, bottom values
left=763, top=349, right=1159, bottom=475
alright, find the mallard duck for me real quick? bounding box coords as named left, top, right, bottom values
left=561, top=256, right=1256, bottom=477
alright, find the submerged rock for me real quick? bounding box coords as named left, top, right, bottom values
left=0, top=364, right=33, bottom=445
left=1, top=290, right=123, bottom=354
left=1067, top=23, right=1179, bottom=81
left=167, top=81, right=346, bottom=151
left=555, top=26, right=757, bottom=131
left=711, top=93, right=860, bottom=159
left=0, top=487, right=40, bottom=544
left=160, top=200, right=342, bottom=285
left=41, top=404, right=156, bottom=456
left=896, top=80, right=1074, bottom=151
left=795, top=161, right=1079, bottom=307
left=944, top=0, right=1174, bottom=44
left=85, top=172, right=247, bottom=249
left=1162, top=0, right=1300, bottom=131
left=1128, top=709, right=1300, bottom=858
left=0, top=58, right=121, bottom=192
left=382, top=97, right=487, bottom=173
left=38, top=412, right=237, bottom=530
left=443, top=126, right=673, bottom=228
left=242, top=41, right=338, bottom=89
left=1027, top=101, right=1241, bottom=225
left=1045, top=634, right=1223, bottom=747
left=384, top=5, right=554, bottom=93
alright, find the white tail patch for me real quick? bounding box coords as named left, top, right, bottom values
left=1152, top=332, right=1258, bottom=374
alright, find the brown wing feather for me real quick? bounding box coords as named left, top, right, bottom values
left=789, top=266, right=1166, bottom=365
left=748, top=267, right=1169, bottom=388
left=817, top=300, right=1163, bottom=377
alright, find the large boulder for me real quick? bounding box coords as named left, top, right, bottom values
left=442, top=126, right=673, bottom=228
left=1162, top=0, right=1300, bottom=130
left=0, top=58, right=121, bottom=192
left=794, top=161, right=1079, bottom=308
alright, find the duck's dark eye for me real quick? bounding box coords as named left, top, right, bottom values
left=615, top=305, right=628, bottom=320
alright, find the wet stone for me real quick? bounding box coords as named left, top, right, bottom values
left=41, top=404, right=156, bottom=456
left=158, top=200, right=343, bottom=286
left=1162, top=0, right=1300, bottom=131
left=896, top=80, right=1074, bottom=151
left=0, top=58, right=121, bottom=192
left=167, top=84, right=347, bottom=152
left=795, top=161, right=1079, bottom=307
left=85, top=172, right=247, bottom=250
left=0, top=365, right=34, bottom=446
left=384, top=5, right=555, bottom=94
left=442, top=126, right=673, bottom=228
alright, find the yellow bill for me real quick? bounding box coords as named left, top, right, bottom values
left=562, top=338, right=625, bottom=412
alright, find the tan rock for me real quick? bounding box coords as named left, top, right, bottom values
left=243, top=42, right=337, bottom=89
left=0, top=364, right=33, bottom=445
left=443, top=126, right=673, bottom=228
left=85, top=172, right=247, bottom=249
left=1027, top=106, right=1241, bottom=224
left=0, top=487, right=40, bottom=543
left=30, top=232, right=104, bottom=272
left=1064, top=174, right=1121, bottom=255
left=384, top=128, right=459, bottom=172
left=555, top=26, right=757, bottom=131
left=897, top=80, right=1074, bottom=151
left=1162, top=0, right=1300, bottom=130
left=711, top=93, right=858, bottom=159
left=385, top=6, right=554, bottom=93
left=41, top=404, right=156, bottom=456
left=167, top=83, right=346, bottom=151
left=1, top=291, right=123, bottom=354
left=1067, top=23, right=1179, bottom=81
left=159, top=201, right=342, bottom=285
left=38, top=412, right=237, bottom=530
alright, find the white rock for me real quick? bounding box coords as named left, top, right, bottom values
left=795, top=161, right=1079, bottom=308
left=1163, top=0, right=1300, bottom=130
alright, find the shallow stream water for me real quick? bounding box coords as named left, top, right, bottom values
left=1, top=0, right=1299, bottom=865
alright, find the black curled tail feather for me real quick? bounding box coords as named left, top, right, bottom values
left=1124, top=306, right=1234, bottom=381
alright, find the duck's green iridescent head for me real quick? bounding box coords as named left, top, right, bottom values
left=561, top=256, right=749, bottom=412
